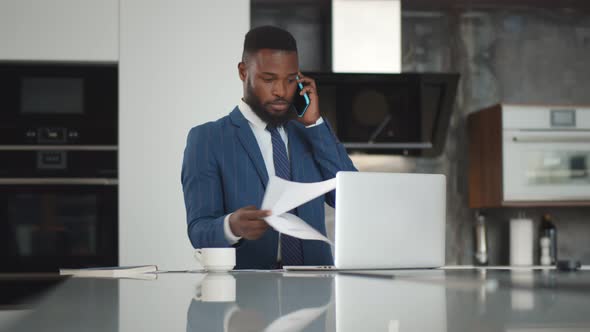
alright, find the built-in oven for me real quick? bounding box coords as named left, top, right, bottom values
left=0, top=62, right=118, bottom=272
left=0, top=179, right=118, bottom=272
left=503, top=106, right=590, bottom=201
left=0, top=149, right=118, bottom=272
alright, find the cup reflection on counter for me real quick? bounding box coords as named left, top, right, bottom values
left=194, top=273, right=236, bottom=303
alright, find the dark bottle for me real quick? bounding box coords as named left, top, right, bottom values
left=539, top=214, right=558, bottom=264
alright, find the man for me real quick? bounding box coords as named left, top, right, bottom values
left=181, top=26, right=357, bottom=269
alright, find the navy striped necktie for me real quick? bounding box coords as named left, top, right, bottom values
left=267, top=125, right=304, bottom=266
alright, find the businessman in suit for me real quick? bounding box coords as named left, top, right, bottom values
left=181, top=26, right=357, bottom=269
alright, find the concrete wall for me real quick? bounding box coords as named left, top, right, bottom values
left=400, top=7, right=590, bottom=264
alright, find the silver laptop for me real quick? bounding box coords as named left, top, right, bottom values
left=335, top=171, right=446, bottom=269
left=286, top=171, right=446, bottom=270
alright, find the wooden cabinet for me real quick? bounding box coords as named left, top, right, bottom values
left=468, top=104, right=503, bottom=208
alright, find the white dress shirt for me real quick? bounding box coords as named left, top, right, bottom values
left=223, top=100, right=324, bottom=259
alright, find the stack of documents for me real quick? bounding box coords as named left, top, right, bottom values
left=59, top=265, right=158, bottom=278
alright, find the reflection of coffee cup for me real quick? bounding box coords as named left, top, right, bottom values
left=194, top=248, right=236, bottom=272
left=194, top=273, right=236, bottom=302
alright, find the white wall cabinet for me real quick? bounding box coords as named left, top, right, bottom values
left=119, top=0, right=249, bottom=270
left=0, top=0, right=118, bottom=62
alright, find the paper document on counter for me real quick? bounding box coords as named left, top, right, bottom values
left=261, top=176, right=336, bottom=245
left=60, top=265, right=157, bottom=278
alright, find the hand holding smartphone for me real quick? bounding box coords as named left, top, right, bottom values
left=292, top=75, right=310, bottom=117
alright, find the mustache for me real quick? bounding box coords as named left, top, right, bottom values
left=268, top=98, right=291, bottom=105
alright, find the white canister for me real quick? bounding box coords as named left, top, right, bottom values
left=510, top=218, right=534, bottom=266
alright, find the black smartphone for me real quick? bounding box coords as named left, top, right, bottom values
left=292, top=75, right=310, bottom=117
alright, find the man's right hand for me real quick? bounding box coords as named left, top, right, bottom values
left=229, top=206, right=271, bottom=240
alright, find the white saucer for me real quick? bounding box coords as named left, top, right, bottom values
left=205, top=265, right=235, bottom=272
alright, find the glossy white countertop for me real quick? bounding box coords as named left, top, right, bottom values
left=2, top=269, right=590, bottom=332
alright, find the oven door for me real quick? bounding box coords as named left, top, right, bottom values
left=503, top=130, right=590, bottom=201
left=0, top=179, right=118, bottom=272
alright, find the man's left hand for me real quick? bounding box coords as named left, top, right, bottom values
left=296, top=72, right=321, bottom=126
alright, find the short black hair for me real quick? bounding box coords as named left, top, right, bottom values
left=242, top=26, right=297, bottom=62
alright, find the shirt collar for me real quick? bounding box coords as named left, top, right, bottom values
left=238, top=99, right=268, bottom=131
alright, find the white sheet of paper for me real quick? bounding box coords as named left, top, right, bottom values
left=265, top=213, right=333, bottom=245
left=261, top=176, right=336, bottom=245
left=261, top=176, right=336, bottom=216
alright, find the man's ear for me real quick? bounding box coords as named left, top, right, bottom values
left=238, top=62, right=247, bottom=82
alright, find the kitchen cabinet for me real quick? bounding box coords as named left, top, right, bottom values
left=0, top=0, right=118, bottom=62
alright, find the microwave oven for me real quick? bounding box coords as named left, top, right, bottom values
left=0, top=62, right=117, bottom=146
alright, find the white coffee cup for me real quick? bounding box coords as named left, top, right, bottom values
left=194, top=248, right=236, bottom=272
left=194, top=273, right=236, bottom=302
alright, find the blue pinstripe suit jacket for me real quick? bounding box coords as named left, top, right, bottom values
left=181, top=107, right=357, bottom=269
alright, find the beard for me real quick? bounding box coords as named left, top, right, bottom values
left=243, top=81, right=297, bottom=128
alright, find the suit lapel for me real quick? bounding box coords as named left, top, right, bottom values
left=230, top=108, right=269, bottom=188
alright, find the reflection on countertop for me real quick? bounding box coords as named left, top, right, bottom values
left=188, top=272, right=332, bottom=332
left=3, top=269, right=590, bottom=332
